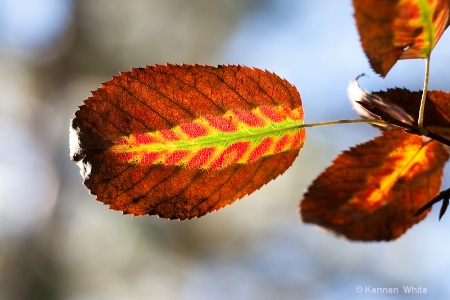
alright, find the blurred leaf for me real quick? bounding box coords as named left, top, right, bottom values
left=349, top=80, right=450, bottom=138
left=353, top=0, right=450, bottom=76
left=371, top=89, right=450, bottom=137
left=301, top=129, right=449, bottom=241
left=347, top=77, right=415, bottom=126
left=70, top=64, right=305, bottom=219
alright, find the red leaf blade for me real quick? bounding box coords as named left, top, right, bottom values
left=70, top=64, right=305, bottom=219
left=353, top=0, right=450, bottom=76
left=301, top=129, right=448, bottom=241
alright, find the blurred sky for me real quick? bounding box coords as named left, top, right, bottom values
left=1, top=1, right=450, bottom=299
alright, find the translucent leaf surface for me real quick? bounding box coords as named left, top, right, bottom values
left=70, top=64, right=305, bottom=219
left=301, top=129, right=448, bottom=241
left=353, top=0, right=450, bottom=76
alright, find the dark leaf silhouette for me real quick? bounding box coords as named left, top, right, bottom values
left=301, top=129, right=449, bottom=241
left=349, top=79, right=450, bottom=145
left=370, top=88, right=450, bottom=138
left=70, top=64, right=306, bottom=219
left=414, top=187, right=450, bottom=219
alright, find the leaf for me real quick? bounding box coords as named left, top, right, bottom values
left=353, top=0, right=450, bottom=76
left=347, top=77, right=415, bottom=126
left=349, top=79, right=450, bottom=138
left=371, top=89, right=450, bottom=137
left=300, top=129, right=449, bottom=241
left=70, top=64, right=306, bottom=219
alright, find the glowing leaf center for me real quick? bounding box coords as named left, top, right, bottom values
left=111, top=105, right=305, bottom=170
left=394, top=0, right=449, bottom=58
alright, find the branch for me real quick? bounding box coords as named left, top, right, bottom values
left=414, top=188, right=450, bottom=220
left=355, top=101, right=450, bottom=147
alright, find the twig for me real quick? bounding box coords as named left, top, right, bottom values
left=418, top=56, right=430, bottom=136
left=414, top=188, right=450, bottom=220
left=355, top=101, right=450, bottom=147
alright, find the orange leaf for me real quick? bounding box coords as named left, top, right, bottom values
left=353, top=0, right=450, bottom=76
left=301, top=129, right=449, bottom=241
left=70, top=64, right=305, bottom=219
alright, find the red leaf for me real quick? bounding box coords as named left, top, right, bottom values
left=353, top=0, right=450, bottom=76
left=70, top=64, right=305, bottom=219
left=301, top=129, right=449, bottom=241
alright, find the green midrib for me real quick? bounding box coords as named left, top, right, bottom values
left=134, top=119, right=304, bottom=152
left=418, top=0, right=436, bottom=56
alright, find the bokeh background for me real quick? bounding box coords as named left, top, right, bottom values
left=1, top=1, right=450, bottom=299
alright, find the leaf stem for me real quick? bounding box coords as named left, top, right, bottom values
left=297, top=118, right=389, bottom=129
left=418, top=56, right=430, bottom=135
left=298, top=117, right=450, bottom=147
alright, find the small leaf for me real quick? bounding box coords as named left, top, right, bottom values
left=353, top=0, right=450, bottom=76
left=301, top=129, right=449, bottom=241
left=439, top=197, right=449, bottom=219
left=371, top=89, right=450, bottom=138
left=70, top=64, right=306, bottom=219
left=349, top=80, right=450, bottom=139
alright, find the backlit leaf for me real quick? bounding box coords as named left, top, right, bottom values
left=349, top=80, right=450, bottom=138
left=353, top=0, right=450, bottom=76
left=371, top=89, right=450, bottom=137
left=301, top=129, right=448, bottom=241
left=70, top=64, right=305, bottom=219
